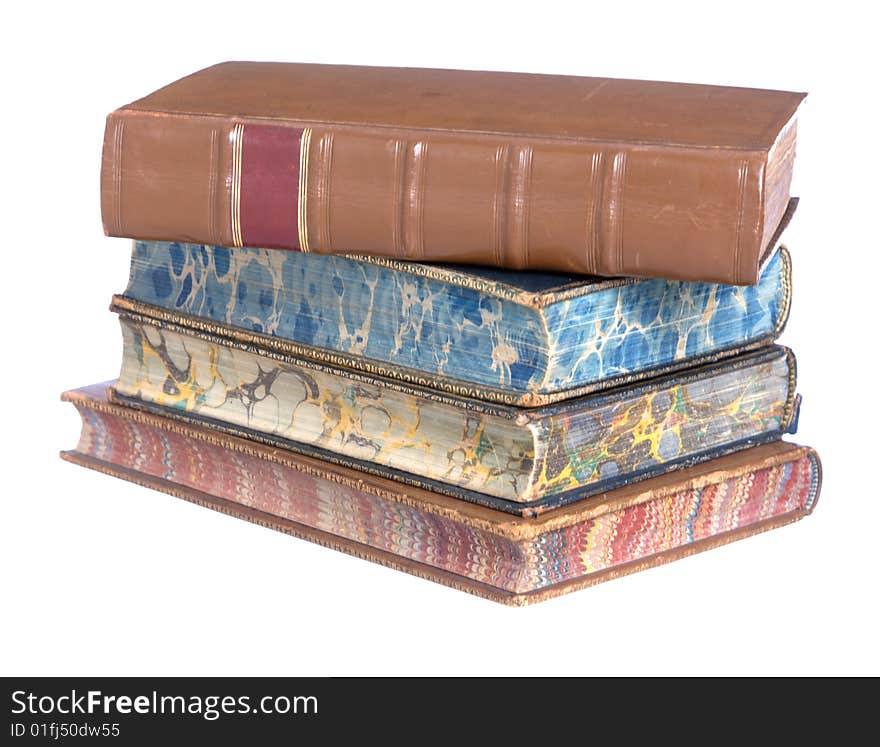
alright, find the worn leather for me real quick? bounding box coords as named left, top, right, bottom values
left=101, top=62, right=806, bottom=284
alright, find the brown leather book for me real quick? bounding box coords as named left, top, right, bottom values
left=102, top=62, right=805, bottom=284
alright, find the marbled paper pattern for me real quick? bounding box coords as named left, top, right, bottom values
left=115, top=317, right=793, bottom=504
left=533, top=354, right=792, bottom=497
left=72, top=400, right=820, bottom=594
left=124, top=240, right=788, bottom=402
left=117, top=318, right=536, bottom=501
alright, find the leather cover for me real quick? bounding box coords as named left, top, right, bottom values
left=101, top=62, right=806, bottom=284
left=62, top=384, right=822, bottom=604
left=111, top=304, right=799, bottom=511
left=118, top=240, right=791, bottom=406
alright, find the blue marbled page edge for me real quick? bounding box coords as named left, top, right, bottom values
left=123, top=241, right=789, bottom=404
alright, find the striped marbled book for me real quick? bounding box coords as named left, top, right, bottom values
left=63, top=385, right=821, bottom=605
left=116, top=240, right=791, bottom=406
left=110, top=305, right=799, bottom=514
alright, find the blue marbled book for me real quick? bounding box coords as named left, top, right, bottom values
left=118, top=241, right=791, bottom=406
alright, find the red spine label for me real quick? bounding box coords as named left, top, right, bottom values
left=240, top=125, right=303, bottom=250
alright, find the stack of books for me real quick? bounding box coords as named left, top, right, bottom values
left=63, top=62, right=821, bottom=604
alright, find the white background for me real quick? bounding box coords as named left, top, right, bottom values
left=1, top=0, right=877, bottom=676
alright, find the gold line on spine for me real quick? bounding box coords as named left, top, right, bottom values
left=230, top=123, right=244, bottom=248
left=298, top=127, right=312, bottom=252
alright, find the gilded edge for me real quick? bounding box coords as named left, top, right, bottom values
left=58, top=450, right=815, bottom=606
left=61, top=386, right=818, bottom=542
left=298, top=127, right=312, bottom=252
left=340, top=252, right=644, bottom=308
left=110, top=293, right=790, bottom=409
left=782, top=346, right=798, bottom=429
left=774, top=244, right=793, bottom=338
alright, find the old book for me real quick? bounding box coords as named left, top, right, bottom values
left=101, top=62, right=805, bottom=284
left=117, top=239, right=792, bottom=406
left=62, top=385, right=821, bottom=604
left=111, top=306, right=798, bottom=512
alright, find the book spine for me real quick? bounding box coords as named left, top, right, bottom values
left=102, top=109, right=769, bottom=284
left=101, top=111, right=234, bottom=247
